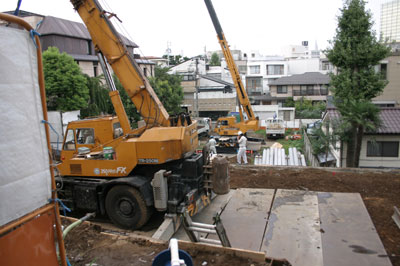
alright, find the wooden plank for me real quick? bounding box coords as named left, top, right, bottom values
left=212, top=188, right=275, bottom=251
left=178, top=240, right=267, bottom=263
left=317, top=192, right=392, bottom=266
left=261, top=189, right=323, bottom=266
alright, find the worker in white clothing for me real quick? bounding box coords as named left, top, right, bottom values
left=237, top=131, right=248, bottom=164
left=208, top=136, right=217, bottom=155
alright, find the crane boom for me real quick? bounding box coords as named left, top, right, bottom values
left=71, top=0, right=170, bottom=128
left=204, top=0, right=256, bottom=121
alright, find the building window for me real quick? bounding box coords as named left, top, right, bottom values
left=380, top=63, right=387, bottom=80
left=300, top=85, right=314, bottom=95
left=320, top=85, right=328, bottom=95
left=63, top=129, right=75, bottom=150
left=321, top=60, right=332, bottom=71
left=267, top=65, right=284, bottom=75
left=76, top=128, right=95, bottom=144
left=93, top=61, right=98, bottom=77
left=367, top=141, right=399, bottom=157
left=143, top=67, right=147, bottom=77
left=87, top=40, right=92, bottom=55
left=239, top=65, right=247, bottom=74
left=182, top=74, right=195, bottom=81
left=307, top=85, right=314, bottom=95
left=277, top=85, right=287, bottom=94
left=249, top=65, right=260, bottom=74
left=277, top=100, right=285, bottom=107
left=246, top=77, right=262, bottom=94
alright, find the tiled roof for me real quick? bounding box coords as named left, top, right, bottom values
left=269, top=72, right=330, bottom=85
left=38, top=16, right=138, bottom=48
left=326, top=107, right=400, bottom=134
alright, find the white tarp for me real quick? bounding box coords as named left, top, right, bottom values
left=0, top=26, right=51, bottom=226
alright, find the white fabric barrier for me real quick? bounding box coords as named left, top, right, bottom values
left=0, top=26, right=51, bottom=226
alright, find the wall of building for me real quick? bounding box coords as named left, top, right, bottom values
left=287, top=58, right=322, bottom=75
left=78, top=61, right=101, bottom=77
left=341, top=135, right=400, bottom=168
left=41, top=35, right=92, bottom=55
left=373, top=54, right=400, bottom=106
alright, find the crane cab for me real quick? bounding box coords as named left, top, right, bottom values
left=59, top=116, right=123, bottom=163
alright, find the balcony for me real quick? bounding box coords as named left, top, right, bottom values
left=293, top=89, right=328, bottom=96
left=247, top=87, right=263, bottom=95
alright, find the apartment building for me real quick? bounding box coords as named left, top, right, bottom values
left=269, top=72, right=330, bottom=106
left=380, top=0, right=400, bottom=42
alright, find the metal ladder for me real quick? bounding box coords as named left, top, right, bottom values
left=181, top=209, right=231, bottom=247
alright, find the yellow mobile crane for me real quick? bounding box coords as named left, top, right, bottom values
left=56, top=0, right=226, bottom=230
left=204, top=0, right=260, bottom=137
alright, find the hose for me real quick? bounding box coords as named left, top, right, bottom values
left=62, top=212, right=96, bottom=239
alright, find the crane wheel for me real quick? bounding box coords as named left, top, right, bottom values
left=105, top=185, right=150, bottom=230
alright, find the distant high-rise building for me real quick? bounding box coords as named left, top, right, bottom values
left=380, top=0, right=400, bottom=42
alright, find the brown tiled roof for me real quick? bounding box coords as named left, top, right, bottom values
left=326, top=107, right=400, bottom=134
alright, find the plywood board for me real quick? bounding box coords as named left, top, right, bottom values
left=261, top=189, right=323, bottom=266
left=318, top=192, right=392, bottom=266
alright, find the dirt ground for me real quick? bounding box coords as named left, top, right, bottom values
left=63, top=220, right=273, bottom=266
left=229, top=164, right=400, bottom=266
left=63, top=162, right=400, bottom=266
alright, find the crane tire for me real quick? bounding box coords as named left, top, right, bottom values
left=105, top=185, right=150, bottom=230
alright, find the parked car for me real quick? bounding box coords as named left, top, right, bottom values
left=306, top=121, right=322, bottom=135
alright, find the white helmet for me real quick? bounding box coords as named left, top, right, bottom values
left=238, top=131, right=243, bottom=135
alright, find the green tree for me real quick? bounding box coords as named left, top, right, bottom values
left=210, top=52, right=221, bottom=66
left=311, top=121, right=340, bottom=166
left=43, top=47, right=89, bottom=111
left=336, top=100, right=381, bottom=167
left=149, top=66, right=184, bottom=114
left=294, top=98, right=326, bottom=119
left=325, top=0, right=390, bottom=167
left=80, top=74, right=112, bottom=118
left=283, top=97, right=295, bottom=107
left=113, top=74, right=141, bottom=125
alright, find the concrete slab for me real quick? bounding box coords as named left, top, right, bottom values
left=261, top=189, right=323, bottom=266
left=212, top=188, right=275, bottom=251
left=170, top=188, right=391, bottom=266
left=318, top=192, right=392, bottom=266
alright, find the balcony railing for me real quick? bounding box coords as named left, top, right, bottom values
left=293, top=89, right=328, bottom=96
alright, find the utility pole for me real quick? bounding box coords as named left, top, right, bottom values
left=195, top=58, right=199, bottom=117
left=165, top=41, right=171, bottom=67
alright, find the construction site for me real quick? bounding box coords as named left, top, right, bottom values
left=1, top=0, right=400, bottom=266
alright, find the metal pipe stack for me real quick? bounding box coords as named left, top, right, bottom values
left=254, top=147, right=306, bottom=166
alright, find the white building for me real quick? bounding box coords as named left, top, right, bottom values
left=381, top=0, right=400, bottom=42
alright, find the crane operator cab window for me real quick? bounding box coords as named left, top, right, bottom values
left=63, top=129, right=76, bottom=150
left=113, top=122, right=123, bottom=139
left=217, top=120, right=228, bottom=128
left=76, top=128, right=95, bottom=144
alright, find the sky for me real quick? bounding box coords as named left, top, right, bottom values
left=2, top=0, right=388, bottom=57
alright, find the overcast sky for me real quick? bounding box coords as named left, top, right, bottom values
left=2, top=0, right=387, bottom=57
